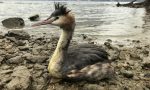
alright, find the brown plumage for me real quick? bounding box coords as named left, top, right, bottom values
left=32, top=3, right=114, bottom=82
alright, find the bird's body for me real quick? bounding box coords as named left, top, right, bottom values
left=32, top=3, right=114, bottom=81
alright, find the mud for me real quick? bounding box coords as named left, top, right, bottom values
left=0, top=30, right=149, bottom=90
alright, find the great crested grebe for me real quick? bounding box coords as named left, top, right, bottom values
left=32, top=3, right=114, bottom=81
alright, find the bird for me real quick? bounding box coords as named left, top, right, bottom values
left=32, top=3, right=114, bottom=82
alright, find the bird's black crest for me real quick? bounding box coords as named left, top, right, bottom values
left=51, top=3, right=70, bottom=17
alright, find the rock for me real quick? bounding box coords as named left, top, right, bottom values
left=0, top=56, right=4, bottom=64
left=83, top=84, right=105, bottom=90
left=5, top=30, right=30, bottom=40
left=29, top=14, right=40, bottom=21
left=0, top=77, right=12, bottom=89
left=121, top=70, right=134, bottom=78
left=106, top=39, right=112, bottom=43
left=108, top=85, right=119, bottom=90
left=18, top=46, right=30, bottom=51
left=7, top=56, right=23, bottom=64
left=142, top=58, right=150, bottom=69
left=34, top=71, right=43, bottom=78
left=145, top=82, right=150, bottom=89
left=25, top=54, right=48, bottom=63
left=0, top=70, right=13, bottom=74
left=5, top=53, right=18, bottom=60
left=34, top=64, right=46, bottom=70
left=132, top=40, right=140, bottom=43
left=0, top=32, right=4, bottom=39
left=1, top=65, right=11, bottom=70
left=81, top=34, right=88, bottom=40
left=104, top=42, right=113, bottom=49
left=42, top=73, right=49, bottom=79
left=108, top=49, right=120, bottom=60
left=0, top=50, right=6, bottom=55
left=119, top=50, right=130, bottom=60
left=6, top=66, right=31, bottom=90
left=2, top=17, right=25, bottom=29
left=132, top=85, right=144, bottom=90
left=6, top=37, right=26, bottom=46
left=0, top=77, right=12, bottom=85
left=144, top=73, right=150, bottom=78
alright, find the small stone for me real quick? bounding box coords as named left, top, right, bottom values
left=0, top=70, right=13, bottom=74
left=34, top=71, right=43, bottom=77
left=142, top=58, right=150, bottom=69
left=6, top=66, right=31, bottom=90
left=5, top=53, right=17, bottom=60
left=25, top=54, right=48, bottom=63
left=109, top=85, right=119, bottom=90
left=106, top=39, right=112, bottom=43
left=5, top=30, right=30, bottom=40
left=6, top=37, right=26, bottom=46
left=108, top=49, right=120, bottom=60
left=144, top=73, right=150, bottom=78
left=29, top=14, right=40, bottom=21
left=2, top=17, right=25, bottom=29
left=0, top=32, right=4, bottom=39
left=42, top=73, right=49, bottom=79
left=104, top=42, right=113, bottom=49
left=0, top=77, right=12, bottom=84
left=145, top=82, right=150, bottom=89
left=121, top=70, right=134, bottom=78
left=1, top=65, right=11, bottom=70
left=81, top=34, right=88, bottom=40
left=34, top=64, right=46, bottom=70
left=0, top=56, right=4, bottom=64
left=126, top=60, right=135, bottom=66
left=118, top=44, right=124, bottom=47
left=83, top=84, right=105, bottom=90
left=18, top=46, right=30, bottom=51
left=7, top=56, right=23, bottom=64
left=119, top=50, right=130, bottom=60
left=132, top=40, right=140, bottom=43
left=0, top=50, right=6, bottom=55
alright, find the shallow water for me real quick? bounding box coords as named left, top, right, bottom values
left=0, top=1, right=147, bottom=42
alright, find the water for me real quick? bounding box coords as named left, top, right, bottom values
left=0, top=1, right=147, bottom=42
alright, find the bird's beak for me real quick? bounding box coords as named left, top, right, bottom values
left=32, top=17, right=56, bottom=27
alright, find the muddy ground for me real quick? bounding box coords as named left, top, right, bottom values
left=0, top=30, right=149, bottom=90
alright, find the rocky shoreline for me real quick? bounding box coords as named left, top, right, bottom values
left=0, top=30, right=149, bottom=90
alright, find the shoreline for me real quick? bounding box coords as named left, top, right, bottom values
left=0, top=30, right=149, bottom=90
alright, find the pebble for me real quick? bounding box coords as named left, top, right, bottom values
left=34, top=64, right=46, bottom=70
left=5, top=30, right=30, bottom=40
left=0, top=32, right=4, bottom=39
left=29, top=14, right=40, bottom=21
left=144, top=73, right=150, bottom=78
left=25, top=54, right=48, bottom=63
left=142, top=58, right=150, bottom=69
left=0, top=70, right=13, bottom=74
left=1, top=65, right=11, bottom=70
left=2, top=17, right=25, bottom=29
left=6, top=37, right=26, bottom=46
left=6, top=66, right=31, bottom=90
left=18, top=46, right=30, bottom=51
left=121, top=70, right=134, bottom=78
left=7, top=56, right=23, bottom=64
left=83, top=84, right=105, bottom=90
left=0, top=56, right=4, bottom=64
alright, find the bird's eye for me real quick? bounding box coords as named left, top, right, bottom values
left=55, top=17, right=59, bottom=20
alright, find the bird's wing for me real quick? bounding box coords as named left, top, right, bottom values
left=67, top=44, right=109, bottom=70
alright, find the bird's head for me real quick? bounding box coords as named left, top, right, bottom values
left=32, top=3, right=75, bottom=29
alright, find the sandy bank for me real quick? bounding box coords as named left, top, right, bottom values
left=0, top=30, right=149, bottom=90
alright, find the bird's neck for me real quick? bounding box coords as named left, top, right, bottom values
left=55, top=27, right=74, bottom=52
left=48, top=24, right=75, bottom=78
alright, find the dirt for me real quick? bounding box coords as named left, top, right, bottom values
left=0, top=30, right=149, bottom=90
